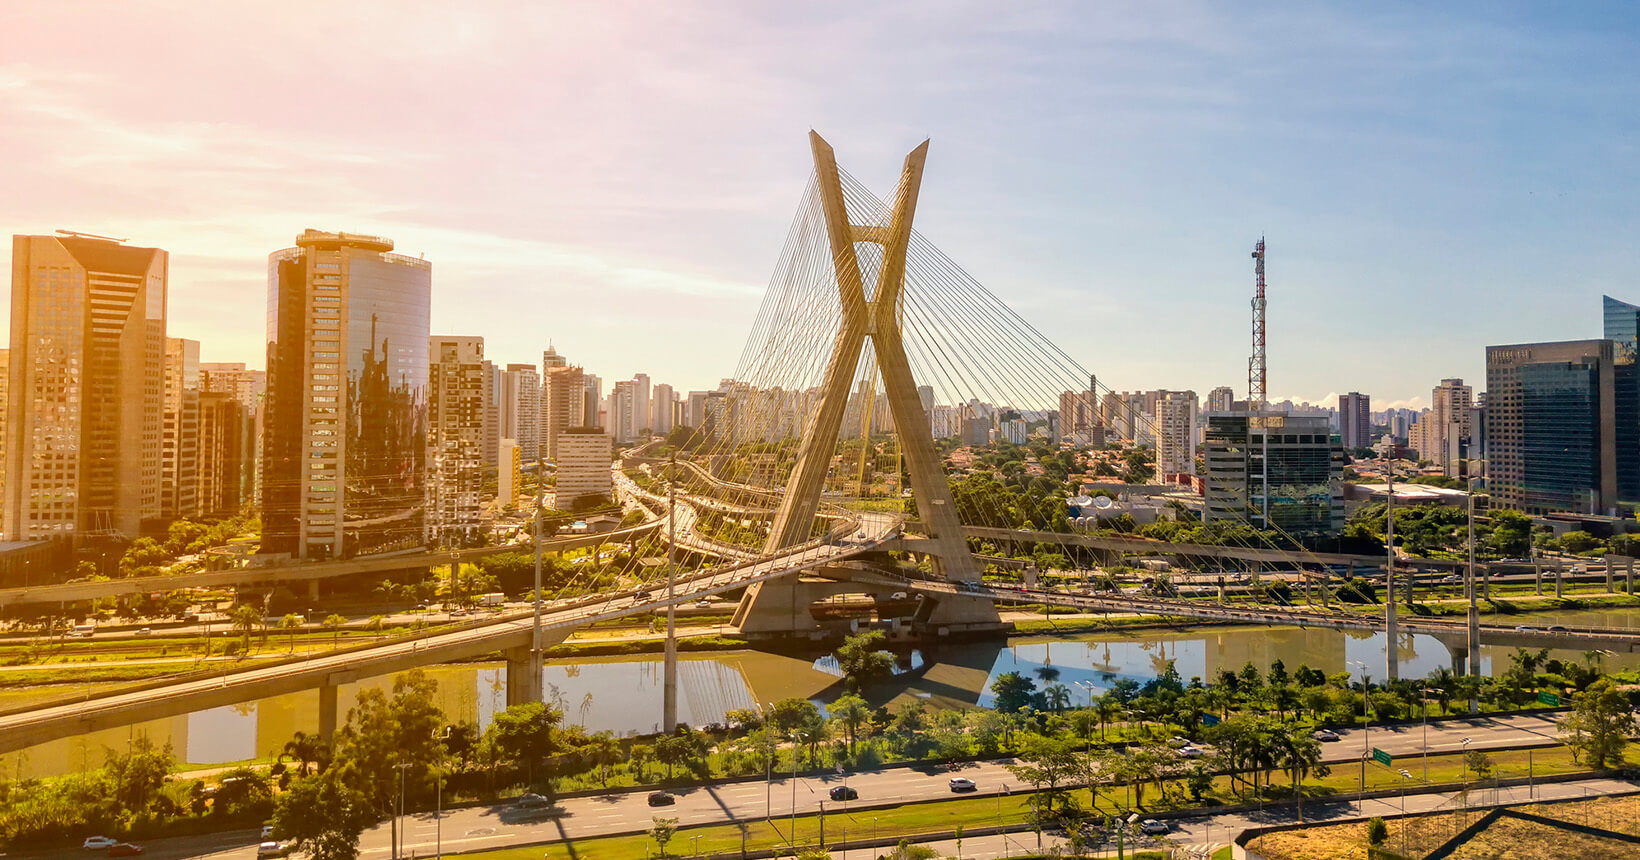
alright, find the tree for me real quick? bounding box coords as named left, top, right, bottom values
left=829, top=694, right=871, bottom=752
left=649, top=816, right=679, bottom=858
left=282, top=730, right=330, bottom=778
left=1042, top=683, right=1072, bottom=712
left=1559, top=679, right=1637, bottom=768
left=1006, top=736, right=1079, bottom=821
left=324, top=613, right=347, bottom=647
left=485, top=701, right=563, bottom=785
left=273, top=770, right=378, bottom=860
left=332, top=670, right=446, bottom=830
left=105, top=735, right=175, bottom=814
left=834, top=630, right=895, bottom=691
left=230, top=604, right=262, bottom=653
left=1366, top=816, right=1388, bottom=847
left=281, top=614, right=304, bottom=652
left=990, top=671, right=1039, bottom=714
left=1488, top=509, right=1532, bottom=557
left=365, top=615, right=386, bottom=640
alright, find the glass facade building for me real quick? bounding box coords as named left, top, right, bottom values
left=1603, top=295, right=1640, bottom=503
left=4, top=234, right=167, bottom=542
left=1484, top=339, right=1617, bottom=515
left=264, top=231, right=430, bottom=560
left=1202, top=413, right=1345, bottom=535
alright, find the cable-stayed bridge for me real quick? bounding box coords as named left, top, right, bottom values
left=6, top=132, right=1638, bottom=754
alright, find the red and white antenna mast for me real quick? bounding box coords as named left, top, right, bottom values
left=1248, top=238, right=1267, bottom=413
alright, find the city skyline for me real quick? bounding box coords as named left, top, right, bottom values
left=3, top=3, right=1636, bottom=404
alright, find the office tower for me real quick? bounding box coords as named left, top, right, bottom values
left=685, top=391, right=710, bottom=430
left=263, top=230, right=430, bottom=560
left=542, top=344, right=568, bottom=370
left=197, top=391, right=246, bottom=516
left=1603, top=295, right=1640, bottom=501
left=1338, top=392, right=1371, bottom=450
left=1202, top=412, right=1344, bottom=534
left=4, top=233, right=168, bottom=542
left=1429, top=378, right=1474, bottom=476
left=1485, top=340, right=1617, bottom=515
left=652, top=383, right=676, bottom=435
left=498, top=438, right=520, bottom=510
left=1206, top=386, right=1235, bottom=414
left=544, top=363, right=584, bottom=460
left=610, top=380, right=639, bottom=442
left=480, top=360, right=500, bottom=477
left=428, top=336, right=487, bottom=545
left=556, top=428, right=612, bottom=509
left=582, top=374, right=601, bottom=428
left=501, top=364, right=541, bottom=462
left=633, top=373, right=651, bottom=433
left=200, top=362, right=265, bottom=506
left=1154, top=392, right=1197, bottom=480
left=0, top=350, right=7, bottom=519
left=1059, top=389, right=1096, bottom=440
left=161, top=337, right=200, bottom=520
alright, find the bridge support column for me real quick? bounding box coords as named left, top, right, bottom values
left=308, top=580, right=320, bottom=601
left=1607, top=559, right=1615, bottom=593
left=1535, top=565, right=1542, bottom=595
left=1555, top=564, right=1564, bottom=599
left=1628, top=559, right=1635, bottom=595
left=505, top=647, right=541, bottom=707
left=1447, top=642, right=1469, bottom=676
left=318, top=683, right=338, bottom=742
left=1385, top=600, right=1399, bottom=682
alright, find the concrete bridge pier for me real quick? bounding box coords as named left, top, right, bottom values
left=318, top=683, right=338, bottom=742
left=1607, top=559, right=1615, bottom=593
left=505, top=646, right=541, bottom=707
left=1555, top=564, right=1564, bottom=599
left=308, top=580, right=320, bottom=601
left=1535, top=565, right=1542, bottom=596
left=1628, top=559, right=1635, bottom=595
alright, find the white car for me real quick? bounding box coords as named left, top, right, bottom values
left=1166, top=736, right=1191, bottom=749
left=84, top=837, right=119, bottom=850
left=255, top=843, right=289, bottom=859
left=1177, top=745, right=1206, bottom=758
left=948, top=776, right=977, bottom=792
left=1138, top=819, right=1169, bottom=836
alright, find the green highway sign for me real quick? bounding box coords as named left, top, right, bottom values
left=1201, top=713, right=1220, bottom=727
left=1538, top=690, right=1561, bottom=707
left=1372, top=748, right=1393, bottom=767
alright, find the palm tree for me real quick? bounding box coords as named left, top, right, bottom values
left=366, top=615, right=385, bottom=640
left=1427, top=667, right=1458, bottom=715
left=1272, top=727, right=1326, bottom=821
left=323, top=613, right=346, bottom=648
left=1044, top=683, right=1072, bottom=712
left=829, top=694, right=871, bottom=752
left=229, top=604, right=262, bottom=653
left=281, top=730, right=329, bottom=777
left=280, top=614, right=303, bottom=653
left=1093, top=693, right=1119, bottom=741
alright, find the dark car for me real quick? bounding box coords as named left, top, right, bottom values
left=647, top=791, right=675, bottom=806
left=108, top=845, right=145, bottom=858
left=829, top=786, right=858, bottom=801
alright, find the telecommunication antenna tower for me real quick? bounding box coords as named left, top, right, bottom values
left=1248, top=238, right=1267, bottom=412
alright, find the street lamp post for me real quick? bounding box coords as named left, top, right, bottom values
left=1385, top=471, right=1399, bottom=682
left=1466, top=477, right=1483, bottom=710
left=1460, top=736, right=1473, bottom=812
left=663, top=454, right=679, bottom=733
left=1351, top=660, right=1369, bottom=814
left=1398, top=769, right=1413, bottom=856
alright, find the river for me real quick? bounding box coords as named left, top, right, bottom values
left=7, top=608, right=1637, bottom=780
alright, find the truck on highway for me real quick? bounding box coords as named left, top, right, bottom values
left=478, top=592, right=507, bottom=607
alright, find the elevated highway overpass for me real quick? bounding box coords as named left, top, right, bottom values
left=0, top=512, right=897, bottom=756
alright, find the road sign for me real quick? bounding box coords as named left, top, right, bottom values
left=1538, top=690, right=1561, bottom=707
left=1201, top=712, right=1220, bottom=726
left=1372, top=748, right=1392, bottom=767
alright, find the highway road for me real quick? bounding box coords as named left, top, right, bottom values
left=15, top=712, right=1583, bottom=860
left=0, top=512, right=891, bottom=755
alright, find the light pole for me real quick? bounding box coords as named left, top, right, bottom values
left=1420, top=687, right=1430, bottom=783
left=1465, top=476, right=1483, bottom=709
left=663, top=454, right=679, bottom=733
left=392, top=762, right=412, bottom=859
left=1398, top=768, right=1413, bottom=856
left=1460, top=736, right=1473, bottom=812
left=1351, top=659, right=1369, bottom=814
left=1384, top=472, right=1399, bottom=682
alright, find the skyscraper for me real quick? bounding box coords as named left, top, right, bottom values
left=501, top=364, right=541, bottom=462
left=1154, top=392, right=1197, bottom=480
left=1485, top=340, right=1617, bottom=515
left=263, top=230, right=430, bottom=560
left=1602, top=295, right=1640, bottom=502
left=196, top=391, right=246, bottom=516
left=652, top=383, right=676, bottom=435
left=1206, top=386, right=1235, bottom=414
left=161, top=337, right=200, bottom=520
left=200, top=362, right=265, bottom=506
left=544, top=363, right=585, bottom=460
left=1338, top=392, right=1371, bottom=450
left=634, top=372, right=651, bottom=433
left=428, top=336, right=487, bottom=544
left=4, top=232, right=168, bottom=541
left=1429, top=378, right=1474, bottom=476
left=1203, top=412, right=1344, bottom=534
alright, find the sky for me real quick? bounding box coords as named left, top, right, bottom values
left=1, top=1, right=1636, bottom=410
